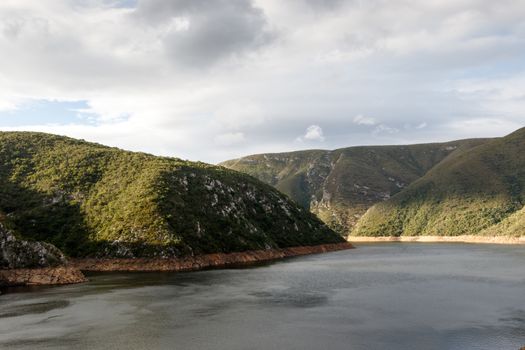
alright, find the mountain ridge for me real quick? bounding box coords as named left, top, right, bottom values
left=353, top=127, right=525, bottom=237
left=0, top=131, right=343, bottom=260
left=221, top=137, right=490, bottom=235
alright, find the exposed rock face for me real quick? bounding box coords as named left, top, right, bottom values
left=73, top=242, right=354, bottom=272
left=0, top=224, right=66, bottom=269
left=0, top=224, right=86, bottom=287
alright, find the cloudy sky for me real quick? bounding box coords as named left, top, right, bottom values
left=0, top=0, right=524, bottom=163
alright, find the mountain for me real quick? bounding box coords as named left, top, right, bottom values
left=221, top=139, right=488, bottom=235
left=0, top=132, right=343, bottom=259
left=353, top=127, right=525, bottom=237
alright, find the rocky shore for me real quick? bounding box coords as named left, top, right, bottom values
left=0, top=266, right=87, bottom=287
left=348, top=236, right=525, bottom=245
left=1, top=223, right=87, bottom=287
left=1, top=241, right=352, bottom=288
left=73, top=242, right=354, bottom=272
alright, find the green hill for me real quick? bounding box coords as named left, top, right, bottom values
left=221, top=139, right=488, bottom=235
left=0, top=132, right=342, bottom=259
left=353, top=127, right=525, bottom=237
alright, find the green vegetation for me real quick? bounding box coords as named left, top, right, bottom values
left=221, top=139, right=488, bottom=236
left=353, top=127, right=525, bottom=237
left=0, top=132, right=342, bottom=258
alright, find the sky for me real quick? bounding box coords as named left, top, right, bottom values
left=0, top=0, right=524, bottom=163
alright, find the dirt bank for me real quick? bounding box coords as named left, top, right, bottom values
left=347, top=236, right=525, bottom=245
left=0, top=266, right=87, bottom=287
left=73, top=242, right=354, bottom=272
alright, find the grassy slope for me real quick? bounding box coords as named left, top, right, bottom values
left=221, top=139, right=488, bottom=235
left=0, top=132, right=342, bottom=258
left=353, top=128, right=525, bottom=237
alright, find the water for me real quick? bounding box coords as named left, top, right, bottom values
left=1, top=243, right=525, bottom=350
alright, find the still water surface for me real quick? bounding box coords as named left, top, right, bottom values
left=1, top=243, right=525, bottom=350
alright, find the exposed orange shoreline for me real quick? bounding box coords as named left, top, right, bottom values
left=72, top=242, right=355, bottom=272
left=0, top=243, right=353, bottom=287
left=0, top=266, right=87, bottom=287
left=348, top=236, right=525, bottom=245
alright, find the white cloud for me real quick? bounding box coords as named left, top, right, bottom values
left=299, top=125, right=325, bottom=142
left=166, top=17, right=191, bottom=32
left=213, top=103, right=265, bottom=130
left=353, top=115, right=377, bottom=126
left=446, top=118, right=522, bottom=138
left=0, top=0, right=524, bottom=163
left=373, top=124, right=399, bottom=135
left=214, top=132, right=246, bottom=146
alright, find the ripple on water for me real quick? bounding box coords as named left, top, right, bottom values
left=1, top=243, right=525, bottom=350
left=0, top=300, right=70, bottom=318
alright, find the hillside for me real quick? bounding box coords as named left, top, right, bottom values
left=353, top=127, right=525, bottom=237
left=0, top=132, right=343, bottom=259
left=221, top=139, right=488, bottom=235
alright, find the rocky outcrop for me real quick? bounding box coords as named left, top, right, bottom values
left=73, top=242, right=354, bottom=272
left=0, top=224, right=66, bottom=269
left=0, top=224, right=86, bottom=287
left=0, top=266, right=87, bottom=287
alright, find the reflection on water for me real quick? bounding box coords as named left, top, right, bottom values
left=0, top=299, right=70, bottom=318
left=1, top=243, right=525, bottom=350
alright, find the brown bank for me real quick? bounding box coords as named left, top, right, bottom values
left=1, top=243, right=353, bottom=288
left=73, top=243, right=354, bottom=272
left=347, top=236, right=525, bottom=245
left=0, top=266, right=87, bottom=287
left=0, top=223, right=87, bottom=288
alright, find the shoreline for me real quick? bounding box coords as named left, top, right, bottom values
left=347, top=236, right=525, bottom=245
left=0, top=266, right=87, bottom=288
left=0, top=243, right=353, bottom=288
left=72, top=242, right=354, bottom=272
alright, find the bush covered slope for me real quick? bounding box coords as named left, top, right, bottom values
left=0, top=132, right=342, bottom=258
left=221, top=139, right=487, bottom=235
left=353, top=128, right=525, bottom=237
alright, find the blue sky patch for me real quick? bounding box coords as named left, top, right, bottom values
left=0, top=100, right=95, bottom=127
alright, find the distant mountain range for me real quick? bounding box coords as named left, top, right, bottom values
left=0, top=132, right=342, bottom=264
left=222, top=127, right=525, bottom=238
left=353, top=127, right=525, bottom=237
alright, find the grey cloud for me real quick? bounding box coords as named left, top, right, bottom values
left=0, top=0, right=524, bottom=164
left=301, top=0, right=344, bottom=10
left=134, top=0, right=273, bottom=68
left=1, top=18, right=25, bottom=39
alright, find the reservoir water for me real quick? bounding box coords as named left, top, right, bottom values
left=1, top=243, right=524, bottom=350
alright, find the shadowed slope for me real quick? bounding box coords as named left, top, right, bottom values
left=0, top=132, right=342, bottom=258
